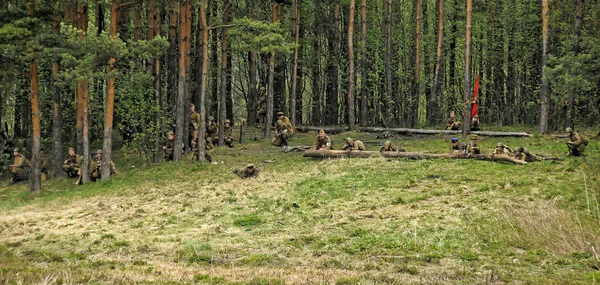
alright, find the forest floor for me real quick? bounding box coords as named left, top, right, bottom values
left=0, top=127, right=599, bottom=285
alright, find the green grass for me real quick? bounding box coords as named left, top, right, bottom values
left=0, top=127, right=599, bottom=284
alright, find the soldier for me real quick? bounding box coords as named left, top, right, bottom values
left=276, top=111, right=295, bottom=136
left=189, top=104, right=201, bottom=146
left=446, top=111, right=461, bottom=130
left=89, top=149, right=116, bottom=182
left=493, top=142, right=511, bottom=156
left=311, top=129, right=333, bottom=150
left=163, top=131, right=175, bottom=161
left=566, top=127, right=587, bottom=157
left=272, top=119, right=291, bottom=147
left=9, top=148, right=31, bottom=184
left=257, top=87, right=267, bottom=125
left=233, top=164, right=260, bottom=179
left=223, top=119, right=235, bottom=148
left=62, top=147, right=82, bottom=178
left=206, top=116, right=218, bottom=145
left=450, top=137, right=463, bottom=153
left=341, top=137, right=366, bottom=151
left=379, top=140, right=398, bottom=152
left=470, top=115, right=480, bottom=131
left=191, top=130, right=213, bottom=162
left=466, top=135, right=480, bottom=154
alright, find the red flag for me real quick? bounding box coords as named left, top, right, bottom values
left=471, top=75, right=480, bottom=118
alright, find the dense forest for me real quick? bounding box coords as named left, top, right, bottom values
left=1, top=0, right=599, bottom=190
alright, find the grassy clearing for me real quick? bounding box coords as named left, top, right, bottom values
left=0, top=128, right=599, bottom=284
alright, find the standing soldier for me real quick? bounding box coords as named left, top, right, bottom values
left=311, top=129, right=334, bottom=150
left=466, top=135, right=480, bottom=154
left=342, top=137, right=366, bottom=151
left=233, top=164, right=260, bottom=179
left=272, top=119, right=291, bottom=148
left=9, top=148, right=31, bottom=184
left=257, top=87, right=267, bottom=125
left=206, top=116, right=218, bottom=145
left=89, top=149, right=116, bottom=182
left=62, top=147, right=81, bottom=178
left=223, top=119, right=235, bottom=148
left=493, top=142, right=511, bottom=156
left=446, top=111, right=461, bottom=130
left=189, top=104, right=201, bottom=147
left=565, top=127, right=587, bottom=157
left=276, top=111, right=295, bottom=136
left=163, top=131, right=175, bottom=161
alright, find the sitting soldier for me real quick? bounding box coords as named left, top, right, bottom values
left=223, top=119, right=235, bottom=148
left=9, top=148, right=31, bottom=184
left=311, top=129, right=333, bottom=150
left=466, top=135, right=480, bottom=154
left=566, top=127, right=587, bottom=157
left=379, top=140, right=399, bottom=152
left=163, top=131, right=175, bottom=161
left=493, top=142, right=511, bottom=156
left=206, top=116, right=218, bottom=145
left=233, top=164, right=260, bottom=179
left=342, top=137, right=366, bottom=151
left=449, top=137, right=464, bottom=153
left=446, top=111, right=461, bottom=130
left=89, top=149, right=116, bottom=182
left=62, top=147, right=81, bottom=178
left=272, top=119, right=291, bottom=148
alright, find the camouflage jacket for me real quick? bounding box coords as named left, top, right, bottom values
left=342, top=140, right=366, bottom=151
left=312, top=135, right=333, bottom=150
left=12, top=154, right=31, bottom=169
left=64, top=154, right=82, bottom=168
left=189, top=112, right=201, bottom=130
left=379, top=144, right=398, bottom=152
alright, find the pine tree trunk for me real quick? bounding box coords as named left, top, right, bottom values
left=385, top=0, right=393, bottom=123
left=326, top=0, right=340, bottom=126
left=78, top=2, right=90, bottom=184
left=197, top=0, right=209, bottom=163
left=359, top=0, right=368, bottom=126
left=134, top=1, right=142, bottom=40
left=430, top=0, right=444, bottom=126
left=347, top=0, right=356, bottom=130
left=264, top=1, right=278, bottom=139
left=414, top=0, right=422, bottom=128
left=168, top=0, right=178, bottom=116
left=101, top=0, right=119, bottom=180
left=209, top=1, right=219, bottom=116
left=51, top=2, right=63, bottom=177
left=29, top=0, right=41, bottom=192
left=463, top=0, right=473, bottom=135
left=539, top=0, right=549, bottom=134
left=149, top=0, right=162, bottom=163
left=174, top=0, right=189, bottom=160
left=564, top=0, right=584, bottom=129
left=290, top=0, right=301, bottom=127
left=218, top=0, right=230, bottom=146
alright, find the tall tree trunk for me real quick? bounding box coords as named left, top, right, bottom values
left=102, top=0, right=120, bottom=180
left=290, top=0, right=301, bottom=127
left=183, top=2, right=192, bottom=152
left=326, top=0, right=340, bottom=125
left=209, top=1, right=219, bottom=116
left=385, top=0, right=393, bottom=123
left=430, top=0, right=444, bottom=125
left=539, top=0, right=549, bottom=134
left=197, top=0, right=209, bottom=163
left=134, top=1, right=141, bottom=40
left=226, top=47, right=233, bottom=122
left=29, top=0, right=41, bottom=192
left=359, top=0, right=368, bottom=126
left=448, top=0, right=457, bottom=96
left=564, top=0, right=584, bottom=129
left=264, top=1, right=278, bottom=139
left=247, top=2, right=258, bottom=126
left=77, top=2, right=90, bottom=184
left=174, top=0, right=189, bottom=160
left=218, top=0, right=230, bottom=146
left=167, top=0, right=178, bottom=117
left=414, top=0, right=422, bottom=128
left=148, top=0, right=162, bottom=163
left=462, top=0, right=472, bottom=135
left=51, top=2, right=63, bottom=177
left=193, top=3, right=203, bottom=108
left=347, top=0, right=356, bottom=130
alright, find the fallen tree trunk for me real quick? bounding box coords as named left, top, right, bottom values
left=296, top=126, right=531, bottom=137
left=303, top=150, right=527, bottom=164
left=285, top=145, right=313, bottom=152
left=296, top=126, right=347, bottom=134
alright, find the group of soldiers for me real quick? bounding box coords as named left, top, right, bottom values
left=8, top=146, right=116, bottom=185
left=446, top=111, right=480, bottom=131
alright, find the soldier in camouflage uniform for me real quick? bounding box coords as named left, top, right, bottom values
left=311, top=129, right=333, bottom=150
left=276, top=111, right=295, bottom=136
left=163, top=131, right=175, bottom=161
left=272, top=119, right=291, bottom=147
left=379, top=140, right=398, bottom=152
left=342, top=137, right=366, bottom=151
left=566, top=127, right=587, bottom=157
left=62, top=147, right=82, bottom=178
left=89, top=149, right=116, bottom=182
left=493, top=142, right=511, bottom=156
left=189, top=104, right=201, bottom=147
left=206, top=116, right=218, bottom=145
left=223, top=119, right=235, bottom=148
left=446, top=111, right=461, bottom=130
left=233, top=164, right=260, bottom=179
left=466, top=135, right=481, bottom=154
left=9, top=148, right=31, bottom=184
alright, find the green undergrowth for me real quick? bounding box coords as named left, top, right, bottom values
left=0, top=127, right=598, bottom=284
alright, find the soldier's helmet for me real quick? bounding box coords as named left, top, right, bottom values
left=515, top=147, right=523, bottom=153
left=259, top=87, right=266, bottom=91
left=13, top=148, right=19, bottom=153
left=96, top=149, right=103, bottom=155
left=384, top=141, right=392, bottom=147
left=319, top=129, right=325, bottom=134
left=167, top=131, right=174, bottom=136
left=496, top=142, right=504, bottom=147
left=225, top=119, right=231, bottom=124
left=246, top=164, right=255, bottom=169
left=451, top=137, right=459, bottom=142
left=206, top=138, right=212, bottom=144
left=68, top=147, right=75, bottom=151
left=565, top=127, right=573, bottom=133
left=276, top=120, right=283, bottom=126
left=345, top=137, right=353, bottom=144
left=469, top=135, right=478, bottom=140
left=190, top=104, right=195, bottom=108
left=208, top=116, right=214, bottom=121
left=277, top=111, right=284, bottom=116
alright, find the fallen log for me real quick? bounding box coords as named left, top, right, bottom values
left=285, top=146, right=313, bottom=152
left=303, top=150, right=527, bottom=164
left=471, top=131, right=531, bottom=137
left=358, top=127, right=531, bottom=137
left=296, top=126, right=347, bottom=134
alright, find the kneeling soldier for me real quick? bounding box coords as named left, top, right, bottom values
left=89, top=149, right=116, bottom=182
left=224, top=119, right=235, bottom=148
left=9, top=148, right=31, bottom=184
left=342, top=137, right=366, bottom=151
left=272, top=120, right=291, bottom=148
left=163, top=131, right=175, bottom=161
left=466, top=135, right=481, bottom=154
left=566, top=127, right=587, bottom=157
left=62, top=147, right=81, bottom=178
